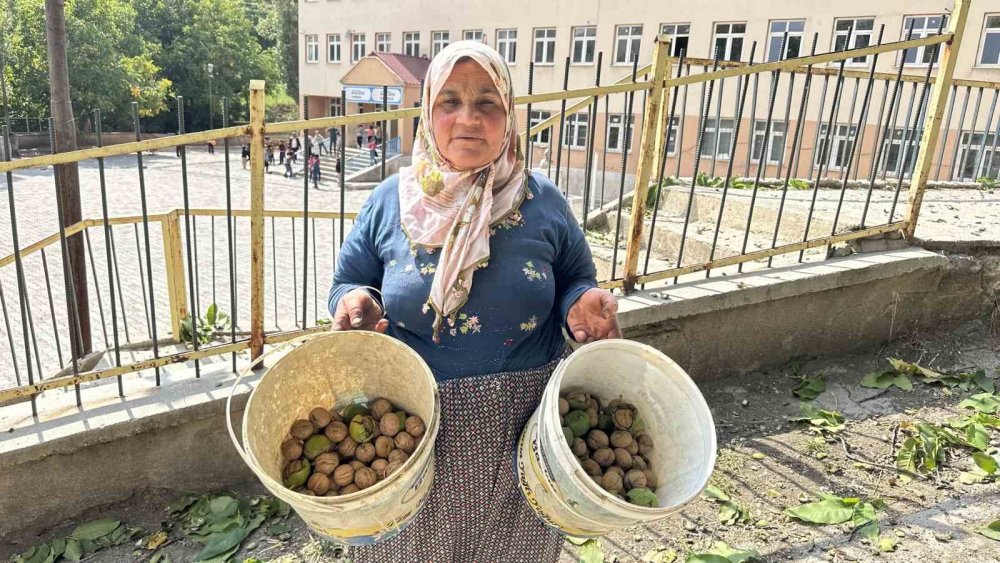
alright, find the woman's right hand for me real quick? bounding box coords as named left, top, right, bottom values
left=332, top=288, right=389, bottom=333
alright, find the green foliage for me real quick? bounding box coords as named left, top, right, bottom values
left=10, top=519, right=141, bottom=563
left=784, top=493, right=883, bottom=539
left=792, top=376, right=826, bottom=401
left=703, top=485, right=752, bottom=525
left=788, top=178, right=812, bottom=190
left=696, top=171, right=724, bottom=187
left=168, top=492, right=289, bottom=562
left=685, top=542, right=760, bottom=563
left=976, top=177, right=998, bottom=190
left=790, top=403, right=845, bottom=435
left=181, top=303, right=231, bottom=346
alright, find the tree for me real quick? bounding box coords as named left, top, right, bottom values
left=45, top=0, right=91, bottom=356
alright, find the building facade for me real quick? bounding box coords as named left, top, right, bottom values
left=299, top=0, right=1000, bottom=186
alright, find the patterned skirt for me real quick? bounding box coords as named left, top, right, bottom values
left=351, top=357, right=566, bottom=562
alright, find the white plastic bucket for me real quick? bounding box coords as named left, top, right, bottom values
left=226, top=330, right=440, bottom=546
left=516, top=339, right=716, bottom=536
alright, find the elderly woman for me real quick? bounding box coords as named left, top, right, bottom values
left=328, top=41, right=621, bottom=560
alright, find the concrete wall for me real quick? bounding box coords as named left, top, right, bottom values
left=1, top=247, right=998, bottom=541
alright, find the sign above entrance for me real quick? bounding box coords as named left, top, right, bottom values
left=344, top=86, right=404, bottom=105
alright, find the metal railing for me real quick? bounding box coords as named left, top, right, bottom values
left=0, top=0, right=983, bottom=417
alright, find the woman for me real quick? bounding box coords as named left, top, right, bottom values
left=328, top=41, right=620, bottom=561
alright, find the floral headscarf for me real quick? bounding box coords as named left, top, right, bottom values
left=397, top=40, right=528, bottom=343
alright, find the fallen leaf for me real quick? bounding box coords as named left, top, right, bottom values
left=976, top=520, right=1000, bottom=541
left=793, top=377, right=826, bottom=401
left=70, top=519, right=121, bottom=541
left=878, top=536, right=898, bottom=552
left=145, top=531, right=169, bottom=550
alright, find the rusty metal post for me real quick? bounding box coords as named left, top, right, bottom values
left=249, top=80, right=266, bottom=360
left=161, top=211, right=188, bottom=342
left=623, top=35, right=672, bottom=293
left=904, top=0, right=969, bottom=240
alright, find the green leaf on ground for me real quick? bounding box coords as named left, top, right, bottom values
left=785, top=499, right=855, bottom=524
left=62, top=539, right=82, bottom=561
left=643, top=547, right=678, bottom=562
left=860, top=370, right=913, bottom=391
left=972, top=452, right=998, bottom=474
left=579, top=539, right=605, bottom=563
left=958, top=469, right=994, bottom=485
left=685, top=542, right=760, bottom=563
left=69, top=519, right=121, bottom=541
left=793, top=376, right=826, bottom=401
left=878, top=535, right=899, bottom=552
left=959, top=393, right=1000, bottom=414
left=790, top=403, right=845, bottom=434
left=977, top=520, right=1000, bottom=541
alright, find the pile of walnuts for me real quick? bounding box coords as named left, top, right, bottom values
left=559, top=392, right=658, bottom=507
left=281, top=398, right=426, bottom=496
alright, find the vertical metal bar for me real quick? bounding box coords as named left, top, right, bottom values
left=838, top=77, right=861, bottom=180
left=983, top=98, right=1000, bottom=180
left=131, top=104, right=161, bottom=384
left=972, top=90, right=999, bottom=180
left=609, top=55, right=641, bottom=282
left=643, top=50, right=687, bottom=286
left=83, top=229, right=109, bottom=348
left=94, top=109, right=122, bottom=392
left=292, top=217, right=299, bottom=326
left=381, top=85, right=388, bottom=180
left=744, top=65, right=760, bottom=178
left=799, top=42, right=851, bottom=261
left=709, top=58, right=726, bottom=178
left=891, top=50, right=936, bottom=222
left=675, top=53, right=722, bottom=280
left=47, top=121, right=83, bottom=406
left=829, top=26, right=885, bottom=245
left=775, top=65, right=797, bottom=182
left=738, top=49, right=782, bottom=273
left=302, top=101, right=310, bottom=330
left=249, top=80, right=266, bottom=360
left=526, top=62, right=535, bottom=173
left=192, top=215, right=201, bottom=316
left=177, top=97, right=201, bottom=377
left=905, top=0, right=970, bottom=238
left=859, top=79, right=890, bottom=182
left=132, top=224, right=151, bottom=337
left=947, top=87, right=972, bottom=180
left=708, top=43, right=757, bottom=277
left=761, top=32, right=789, bottom=180
left=806, top=75, right=831, bottom=180
left=884, top=83, right=918, bottom=180
left=934, top=84, right=958, bottom=181
left=955, top=88, right=983, bottom=181
left=555, top=57, right=571, bottom=195
left=582, top=52, right=603, bottom=227
left=0, top=279, right=22, bottom=387
left=222, top=97, right=237, bottom=372
left=40, top=249, right=65, bottom=368
left=768, top=36, right=819, bottom=268
left=110, top=229, right=132, bottom=342
left=312, top=217, right=318, bottom=324
left=211, top=216, right=216, bottom=306
left=339, top=88, right=347, bottom=249
left=862, top=52, right=910, bottom=225
left=674, top=61, right=690, bottom=179
left=271, top=216, right=278, bottom=326
left=787, top=34, right=820, bottom=182
left=600, top=92, right=611, bottom=204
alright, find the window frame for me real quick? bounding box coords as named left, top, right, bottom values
left=305, top=34, right=320, bottom=63
left=571, top=26, right=597, bottom=65
left=351, top=33, right=366, bottom=63
left=533, top=27, right=557, bottom=65
left=977, top=14, right=1000, bottom=68
left=712, top=22, right=746, bottom=62
left=815, top=123, right=861, bottom=170
left=900, top=15, right=948, bottom=67
left=751, top=120, right=787, bottom=165
left=497, top=28, right=517, bottom=64
left=660, top=23, right=691, bottom=57
left=700, top=117, right=736, bottom=160
left=463, top=29, right=485, bottom=42
left=403, top=32, right=421, bottom=58
left=326, top=34, right=341, bottom=63
left=528, top=110, right=552, bottom=145
left=767, top=20, right=805, bottom=62
left=375, top=32, right=391, bottom=53
left=606, top=113, right=635, bottom=153
left=831, top=17, right=876, bottom=66
left=613, top=24, right=644, bottom=66
left=562, top=112, right=590, bottom=149
left=432, top=30, right=450, bottom=57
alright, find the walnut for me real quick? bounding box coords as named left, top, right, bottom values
left=307, top=473, right=331, bottom=495
left=614, top=448, right=633, bottom=470
left=349, top=460, right=365, bottom=471
left=388, top=449, right=409, bottom=464
left=340, top=483, right=360, bottom=495
left=281, top=438, right=303, bottom=461
left=290, top=419, right=315, bottom=440
left=581, top=458, right=603, bottom=478
left=637, top=434, right=654, bottom=456
left=355, top=442, right=376, bottom=463
left=586, top=430, right=610, bottom=451
left=394, top=431, right=416, bottom=454
left=610, top=431, right=634, bottom=449
left=382, top=460, right=404, bottom=479
left=375, top=436, right=395, bottom=459
left=325, top=421, right=349, bottom=443
left=404, top=416, right=426, bottom=438
left=371, top=458, right=389, bottom=477
left=309, top=407, right=333, bottom=429
left=336, top=436, right=358, bottom=459
left=332, top=464, right=355, bottom=487
left=601, top=471, right=624, bottom=494
left=592, top=447, right=615, bottom=468
left=314, top=452, right=340, bottom=475
left=624, top=469, right=647, bottom=490
left=354, top=466, right=377, bottom=489
left=370, top=398, right=394, bottom=421
left=379, top=413, right=401, bottom=437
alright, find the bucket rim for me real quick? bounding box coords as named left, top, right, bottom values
left=236, top=330, right=442, bottom=507
left=545, top=339, right=718, bottom=514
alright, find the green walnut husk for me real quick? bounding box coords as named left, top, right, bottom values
left=597, top=411, right=614, bottom=432
left=283, top=459, right=311, bottom=489
left=349, top=415, right=377, bottom=443
left=625, top=487, right=658, bottom=507
left=566, top=391, right=591, bottom=411
left=562, top=426, right=574, bottom=447
left=565, top=410, right=591, bottom=437
left=303, top=434, right=332, bottom=459
left=394, top=410, right=407, bottom=428
left=341, top=403, right=371, bottom=424
left=611, top=403, right=639, bottom=431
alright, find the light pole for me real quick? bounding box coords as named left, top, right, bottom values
left=207, top=63, right=214, bottom=130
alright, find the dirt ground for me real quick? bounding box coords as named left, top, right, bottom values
left=3, top=319, right=999, bottom=563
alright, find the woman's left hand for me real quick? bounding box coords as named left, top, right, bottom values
left=567, top=288, right=622, bottom=343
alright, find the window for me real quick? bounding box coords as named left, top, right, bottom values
left=572, top=26, right=597, bottom=64
left=351, top=33, right=366, bottom=63
left=712, top=23, right=745, bottom=62
left=700, top=118, right=735, bottom=159
left=432, top=31, right=450, bottom=57
left=660, top=23, right=690, bottom=57
left=404, top=32, right=420, bottom=57
left=666, top=116, right=679, bottom=155
left=463, top=30, right=484, bottom=42
left=606, top=114, right=635, bottom=152
left=768, top=20, right=804, bottom=61
left=497, top=29, right=517, bottom=63
left=563, top=113, right=589, bottom=148
left=376, top=33, right=391, bottom=53
left=327, top=34, right=341, bottom=63
left=528, top=110, right=551, bottom=145
left=980, top=15, right=1000, bottom=66
left=901, top=15, right=947, bottom=65
left=614, top=25, right=643, bottom=65
left=305, top=34, right=319, bottom=63
left=833, top=18, right=875, bottom=65
left=815, top=123, right=859, bottom=169
left=881, top=128, right=920, bottom=176
left=956, top=131, right=1000, bottom=180
left=751, top=121, right=787, bottom=164
left=534, top=28, right=556, bottom=64
left=329, top=98, right=343, bottom=117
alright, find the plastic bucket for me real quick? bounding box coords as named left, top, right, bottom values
left=516, top=339, right=716, bottom=536
left=226, top=330, right=440, bottom=546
